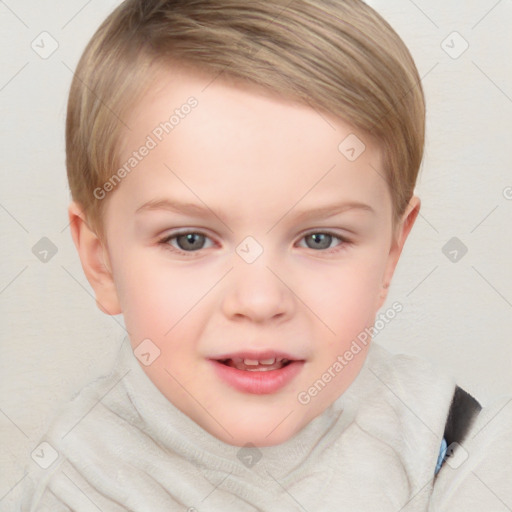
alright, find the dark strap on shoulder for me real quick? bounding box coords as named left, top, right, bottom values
left=443, top=385, right=482, bottom=446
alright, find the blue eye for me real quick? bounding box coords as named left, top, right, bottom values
left=158, top=230, right=349, bottom=256
left=302, top=231, right=349, bottom=252
left=159, top=231, right=213, bottom=253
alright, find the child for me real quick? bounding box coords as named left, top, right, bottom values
left=20, top=0, right=512, bottom=510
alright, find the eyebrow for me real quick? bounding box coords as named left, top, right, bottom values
left=135, top=198, right=375, bottom=221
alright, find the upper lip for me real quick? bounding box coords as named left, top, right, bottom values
left=209, top=350, right=303, bottom=362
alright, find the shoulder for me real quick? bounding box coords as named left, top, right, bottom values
left=343, top=343, right=457, bottom=499
left=366, top=341, right=447, bottom=386
left=430, top=394, right=512, bottom=511
left=19, top=343, right=136, bottom=511
left=349, top=343, right=456, bottom=452
left=358, top=342, right=457, bottom=429
left=351, top=344, right=512, bottom=509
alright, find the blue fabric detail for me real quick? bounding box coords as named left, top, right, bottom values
left=435, top=438, right=448, bottom=475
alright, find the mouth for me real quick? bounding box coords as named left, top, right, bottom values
left=215, top=357, right=295, bottom=372
left=208, top=354, right=305, bottom=394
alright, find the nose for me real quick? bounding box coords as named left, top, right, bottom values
left=221, top=256, right=296, bottom=324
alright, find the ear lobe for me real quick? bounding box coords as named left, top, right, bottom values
left=68, top=201, right=122, bottom=316
left=377, top=195, right=421, bottom=308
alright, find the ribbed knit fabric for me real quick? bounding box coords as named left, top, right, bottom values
left=20, top=337, right=512, bottom=511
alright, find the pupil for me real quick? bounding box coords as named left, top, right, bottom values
left=178, top=233, right=204, bottom=251
left=309, top=233, right=331, bottom=249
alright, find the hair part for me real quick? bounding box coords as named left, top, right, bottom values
left=66, top=0, right=425, bottom=243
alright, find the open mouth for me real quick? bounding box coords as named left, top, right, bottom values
left=210, top=357, right=305, bottom=394
left=216, top=358, right=293, bottom=372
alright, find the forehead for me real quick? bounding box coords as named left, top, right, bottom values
left=111, top=63, right=389, bottom=223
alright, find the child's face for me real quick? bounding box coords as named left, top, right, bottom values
left=80, top=63, right=419, bottom=447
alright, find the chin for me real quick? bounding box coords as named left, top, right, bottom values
left=210, top=419, right=300, bottom=448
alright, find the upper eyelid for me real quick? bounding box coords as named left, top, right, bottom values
left=160, top=229, right=350, bottom=248
left=160, top=228, right=350, bottom=239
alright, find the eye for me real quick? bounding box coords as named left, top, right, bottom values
left=159, top=231, right=214, bottom=254
left=158, top=230, right=350, bottom=256
left=298, top=231, right=349, bottom=252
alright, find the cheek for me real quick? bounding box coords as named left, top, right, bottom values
left=113, top=249, right=223, bottom=345
left=299, top=254, right=385, bottom=350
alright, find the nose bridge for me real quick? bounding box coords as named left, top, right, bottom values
left=221, top=241, right=294, bottom=322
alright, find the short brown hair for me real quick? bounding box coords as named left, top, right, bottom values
left=66, top=0, right=425, bottom=242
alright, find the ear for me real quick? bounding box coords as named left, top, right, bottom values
left=377, top=195, right=421, bottom=309
left=68, top=201, right=122, bottom=316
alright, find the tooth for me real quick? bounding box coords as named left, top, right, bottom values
left=260, top=358, right=275, bottom=365
left=243, top=359, right=259, bottom=366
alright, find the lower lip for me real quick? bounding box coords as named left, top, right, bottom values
left=209, top=360, right=305, bottom=395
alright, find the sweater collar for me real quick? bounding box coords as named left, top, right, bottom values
left=112, top=336, right=371, bottom=481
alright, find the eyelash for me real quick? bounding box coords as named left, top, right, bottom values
left=157, top=230, right=351, bottom=256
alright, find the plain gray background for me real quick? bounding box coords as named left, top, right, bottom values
left=1, top=1, right=511, bottom=509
